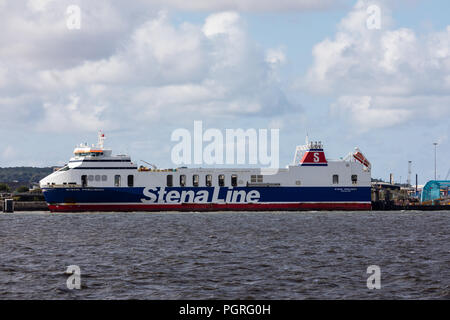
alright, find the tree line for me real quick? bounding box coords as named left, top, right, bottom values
left=0, top=167, right=54, bottom=192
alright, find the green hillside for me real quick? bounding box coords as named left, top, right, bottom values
left=0, top=167, right=54, bottom=185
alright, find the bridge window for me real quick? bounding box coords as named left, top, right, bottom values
left=218, top=174, right=225, bottom=187
left=231, top=174, right=238, bottom=187
left=206, top=174, right=212, bottom=187
left=180, top=175, right=186, bottom=187
left=193, top=175, right=199, bottom=187
left=114, top=175, right=121, bottom=187
left=128, top=175, right=134, bottom=187
left=351, top=175, right=358, bottom=185
left=167, top=175, right=173, bottom=187
left=332, top=174, right=339, bottom=184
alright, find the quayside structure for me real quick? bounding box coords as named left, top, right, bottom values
left=420, top=180, right=450, bottom=204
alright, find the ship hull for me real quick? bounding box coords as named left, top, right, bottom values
left=42, top=186, right=372, bottom=212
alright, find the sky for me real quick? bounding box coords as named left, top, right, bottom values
left=0, top=0, right=449, bottom=184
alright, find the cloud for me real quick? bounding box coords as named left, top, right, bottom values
left=330, top=96, right=413, bottom=132
left=35, top=94, right=108, bottom=133
left=148, top=0, right=338, bottom=12
left=303, top=0, right=450, bottom=131
left=266, top=48, right=286, bottom=66
left=0, top=4, right=294, bottom=134
left=0, top=1, right=132, bottom=69
left=27, top=0, right=55, bottom=12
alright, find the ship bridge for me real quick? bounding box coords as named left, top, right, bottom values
left=72, top=131, right=112, bottom=158
left=65, top=131, right=136, bottom=170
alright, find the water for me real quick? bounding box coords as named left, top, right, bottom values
left=0, top=211, right=449, bottom=299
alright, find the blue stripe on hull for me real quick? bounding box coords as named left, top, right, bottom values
left=42, top=186, right=371, bottom=204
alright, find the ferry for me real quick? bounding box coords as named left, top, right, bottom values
left=40, top=132, right=372, bottom=212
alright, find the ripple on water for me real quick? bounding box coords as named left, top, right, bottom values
left=0, top=210, right=449, bottom=299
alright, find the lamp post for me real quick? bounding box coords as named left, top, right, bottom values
left=433, top=142, right=438, bottom=180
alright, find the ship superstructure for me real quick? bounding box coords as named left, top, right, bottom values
left=40, top=132, right=372, bottom=212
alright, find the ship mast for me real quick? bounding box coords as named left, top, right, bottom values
left=98, top=130, right=105, bottom=149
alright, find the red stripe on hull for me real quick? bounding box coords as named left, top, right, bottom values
left=48, top=202, right=371, bottom=212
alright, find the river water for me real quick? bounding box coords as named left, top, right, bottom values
left=0, top=211, right=449, bottom=299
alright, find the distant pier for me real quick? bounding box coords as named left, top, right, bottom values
left=2, top=200, right=49, bottom=212
left=371, top=181, right=450, bottom=211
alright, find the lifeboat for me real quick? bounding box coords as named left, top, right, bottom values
left=353, top=148, right=371, bottom=169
